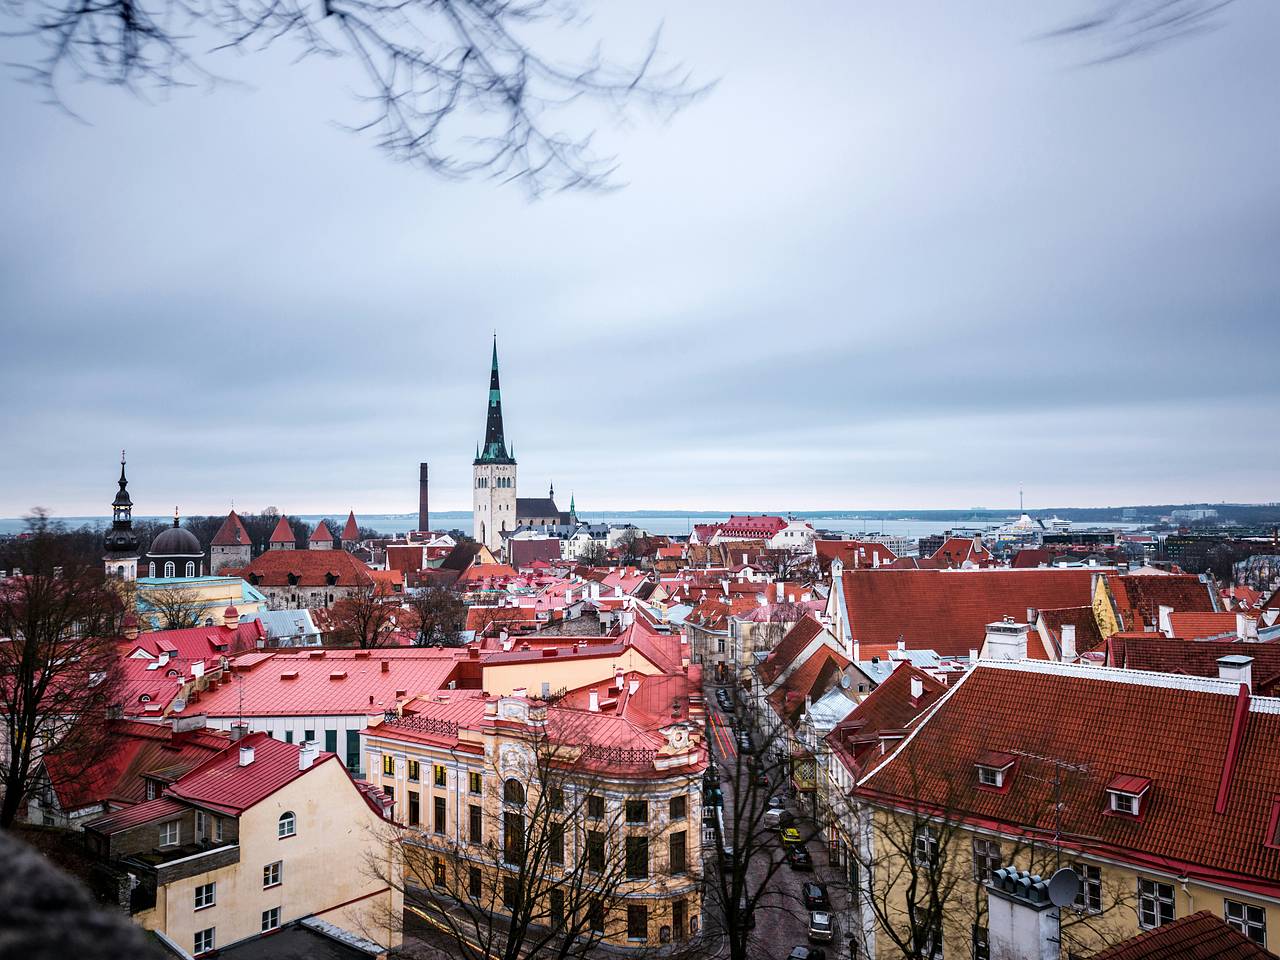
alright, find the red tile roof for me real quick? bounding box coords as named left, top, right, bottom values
left=165, top=731, right=339, bottom=815
left=240, top=549, right=374, bottom=588
left=758, top=615, right=827, bottom=687
left=766, top=645, right=850, bottom=725
left=1168, top=612, right=1246, bottom=641
left=816, top=540, right=898, bottom=569
left=1037, top=606, right=1105, bottom=657
left=342, top=512, right=360, bottom=541
left=84, top=796, right=188, bottom=834
left=510, top=538, right=563, bottom=570
left=838, top=569, right=1096, bottom=657
left=310, top=520, right=334, bottom=544
left=1106, top=573, right=1218, bottom=631
left=829, top=663, right=947, bottom=776
left=926, top=536, right=994, bottom=568
left=269, top=515, right=295, bottom=544
left=1108, top=636, right=1280, bottom=695
left=860, top=661, right=1280, bottom=896
left=211, top=510, right=251, bottom=547
left=1088, top=910, right=1277, bottom=960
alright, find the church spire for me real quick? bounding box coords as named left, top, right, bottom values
left=476, top=336, right=514, bottom=464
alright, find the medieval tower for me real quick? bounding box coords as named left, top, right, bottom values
left=472, top=338, right=517, bottom=551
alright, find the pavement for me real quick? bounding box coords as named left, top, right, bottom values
left=703, top=683, right=852, bottom=960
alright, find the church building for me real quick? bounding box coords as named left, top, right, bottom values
left=472, top=339, right=571, bottom=552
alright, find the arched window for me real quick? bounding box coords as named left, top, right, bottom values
left=164, top=562, right=175, bottom=578
left=116, top=565, right=125, bottom=578
left=185, top=561, right=196, bottom=577
left=503, top=779, right=525, bottom=806
left=148, top=562, right=155, bottom=577
left=278, top=811, right=296, bottom=838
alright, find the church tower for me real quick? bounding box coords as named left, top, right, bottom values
left=473, top=338, right=517, bottom=552
left=103, top=451, right=140, bottom=581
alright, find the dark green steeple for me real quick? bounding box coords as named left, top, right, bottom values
left=476, top=337, right=515, bottom=465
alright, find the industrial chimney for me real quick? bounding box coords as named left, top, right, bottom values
left=418, top=462, right=430, bottom=534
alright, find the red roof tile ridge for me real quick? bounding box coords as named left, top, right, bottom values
left=972, top=657, right=1280, bottom=706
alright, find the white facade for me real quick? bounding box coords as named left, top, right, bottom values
left=473, top=460, right=517, bottom=552
left=768, top=520, right=817, bottom=551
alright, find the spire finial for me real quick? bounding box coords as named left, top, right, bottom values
left=173, top=506, right=180, bottom=528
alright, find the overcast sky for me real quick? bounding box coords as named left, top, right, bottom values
left=1, top=1, right=1277, bottom=517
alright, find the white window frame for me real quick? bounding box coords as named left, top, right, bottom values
left=194, top=810, right=206, bottom=841
left=194, top=928, right=215, bottom=954
left=261, top=906, right=281, bottom=932
left=193, top=882, right=216, bottom=910
left=971, top=837, right=1001, bottom=883
left=1072, top=863, right=1102, bottom=914
left=263, top=860, right=283, bottom=889
left=213, top=817, right=224, bottom=842
left=1225, top=899, right=1267, bottom=946
left=278, top=811, right=296, bottom=839
left=976, top=765, right=1005, bottom=788
left=914, top=826, right=939, bottom=867
left=1109, top=791, right=1140, bottom=815
left=1138, top=878, right=1174, bottom=929
left=160, top=820, right=180, bottom=847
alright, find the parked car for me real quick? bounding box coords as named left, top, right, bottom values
left=787, top=845, right=814, bottom=871
left=808, top=911, right=834, bottom=942
left=789, top=948, right=825, bottom=960
left=802, top=881, right=830, bottom=910
left=780, top=827, right=803, bottom=845
left=766, top=795, right=785, bottom=809
left=764, top=807, right=793, bottom=829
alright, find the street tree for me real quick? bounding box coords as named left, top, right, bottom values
left=408, top=585, right=466, bottom=647
left=138, top=586, right=205, bottom=630
left=0, top=512, right=125, bottom=826
left=329, top=581, right=399, bottom=648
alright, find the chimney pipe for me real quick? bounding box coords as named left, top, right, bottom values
left=239, top=744, right=255, bottom=766
left=381, top=659, right=389, bottom=673
left=230, top=723, right=249, bottom=742
left=588, top=689, right=599, bottom=712
left=1060, top=624, right=1076, bottom=662
left=1218, top=655, right=1253, bottom=691
left=298, top=740, right=318, bottom=770
left=1157, top=604, right=1174, bottom=635
left=910, top=677, right=924, bottom=700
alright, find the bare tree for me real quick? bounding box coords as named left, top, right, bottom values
left=329, top=581, right=399, bottom=648
left=368, top=712, right=698, bottom=960
left=1041, top=0, right=1236, bottom=63
left=10, top=0, right=707, bottom=194
left=408, top=585, right=466, bottom=647
left=577, top=540, right=608, bottom=566
left=138, top=585, right=205, bottom=630
left=0, top=512, right=125, bottom=826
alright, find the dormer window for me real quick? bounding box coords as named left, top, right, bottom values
left=1106, top=774, right=1152, bottom=817
left=975, top=751, right=1016, bottom=791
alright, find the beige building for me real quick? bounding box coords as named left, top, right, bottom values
left=362, top=683, right=707, bottom=950
left=83, top=732, right=402, bottom=956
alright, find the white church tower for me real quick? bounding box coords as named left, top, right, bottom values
left=473, top=338, right=517, bottom=552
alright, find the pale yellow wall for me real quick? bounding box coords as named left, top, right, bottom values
left=143, top=758, right=400, bottom=955
left=481, top=649, right=662, bottom=697
left=138, top=578, right=264, bottom=626
left=864, top=807, right=1279, bottom=959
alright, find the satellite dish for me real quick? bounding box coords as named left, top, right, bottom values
left=840, top=672, right=852, bottom=690
left=1047, top=867, right=1079, bottom=907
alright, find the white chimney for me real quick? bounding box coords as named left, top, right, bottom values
left=1237, top=613, right=1256, bottom=641
left=615, top=668, right=625, bottom=690
left=775, top=580, right=784, bottom=602
left=1157, top=604, right=1174, bottom=635
left=983, top=618, right=1028, bottom=661
left=969, top=648, right=979, bottom=663
left=1218, top=655, right=1253, bottom=691
left=628, top=679, right=640, bottom=695
left=1060, top=625, right=1076, bottom=662
left=298, top=740, right=319, bottom=771
left=910, top=677, right=924, bottom=700
left=897, top=638, right=906, bottom=652
left=1026, top=608, right=1038, bottom=626
left=985, top=867, right=1060, bottom=960
left=239, top=744, right=255, bottom=766
left=588, top=689, right=599, bottom=712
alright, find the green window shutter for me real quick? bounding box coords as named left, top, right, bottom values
left=325, top=730, right=337, bottom=754
left=346, top=730, right=361, bottom=771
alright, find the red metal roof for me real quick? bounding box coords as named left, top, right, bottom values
left=166, top=731, right=337, bottom=815
left=192, top=649, right=464, bottom=717
left=85, top=796, right=187, bottom=834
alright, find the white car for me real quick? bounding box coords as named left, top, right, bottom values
left=808, top=911, right=834, bottom=942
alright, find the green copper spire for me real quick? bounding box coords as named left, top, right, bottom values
left=476, top=336, right=514, bottom=465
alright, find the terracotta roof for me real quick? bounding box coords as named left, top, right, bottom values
left=1088, top=910, right=1277, bottom=960
left=1168, top=612, right=1247, bottom=641
left=165, top=731, right=338, bottom=815
left=211, top=511, right=251, bottom=547
left=926, top=536, right=994, bottom=568
left=342, top=512, right=360, bottom=541
left=839, top=569, right=1096, bottom=657
left=860, top=661, right=1280, bottom=895
left=240, top=549, right=374, bottom=588
left=829, top=663, right=947, bottom=776
left=123, top=621, right=265, bottom=665
left=310, top=520, right=334, bottom=544
left=1108, top=636, right=1280, bottom=695
left=1011, top=548, right=1053, bottom=569
left=816, top=540, right=898, bottom=569
left=269, top=515, right=296, bottom=544
left=1037, top=605, right=1105, bottom=657
left=767, top=645, right=850, bottom=725
left=757, top=615, right=827, bottom=687
left=1107, top=573, right=1218, bottom=631
left=510, top=538, right=563, bottom=570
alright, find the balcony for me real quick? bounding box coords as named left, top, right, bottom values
left=121, top=841, right=240, bottom=891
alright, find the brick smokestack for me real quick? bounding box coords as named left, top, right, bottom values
left=418, top=462, right=430, bottom=533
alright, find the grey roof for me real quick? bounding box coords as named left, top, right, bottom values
left=516, top=497, right=559, bottom=518
left=147, top=525, right=203, bottom=558
left=856, top=648, right=943, bottom=686
left=807, top=686, right=859, bottom=729
left=217, top=922, right=376, bottom=960
left=244, top=608, right=320, bottom=643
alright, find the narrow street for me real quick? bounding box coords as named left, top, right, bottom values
left=703, top=683, right=851, bottom=960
